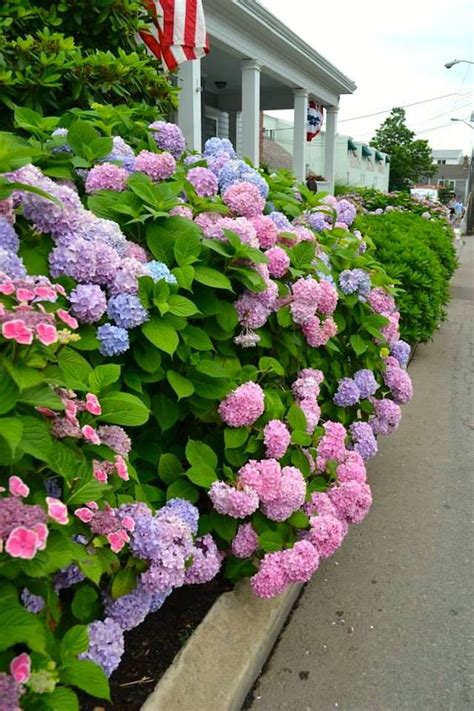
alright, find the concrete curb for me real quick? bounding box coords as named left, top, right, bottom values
left=141, top=581, right=302, bottom=711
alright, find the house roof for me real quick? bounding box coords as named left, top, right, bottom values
left=203, top=0, right=356, bottom=107
left=432, top=149, right=463, bottom=160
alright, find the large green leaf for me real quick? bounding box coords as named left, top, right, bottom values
left=0, top=605, right=47, bottom=653
left=58, top=348, right=93, bottom=388
left=166, top=478, right=199, bottom=503
left=186, top=464, right=217, bottom=488
left=167, top=370, right=194, bottom=399
left=111, top=569, right=137, bottom=600
left=99, top=392, right=149, bottom=426
left=0, top=417, right=23, bottom=459
left=44, top=687, right=80, bottom=711
left=185, top=439, right=218, bottom=468
left=142, top=317, right=179, bottom=355
left=61, top=660, right=110, bottom=700
left=60, top=625, right=89, bottom=662
left=88, top=364, right=121, bottom=393
left=158, top=453, right=183, bottom=485
left=194, top=266, right=233, bottom=290
left=168, top=294, right=199, bottom=317
left=172, top=218, right=202, bottom=265
left=0, top=366, right=19, bottom=414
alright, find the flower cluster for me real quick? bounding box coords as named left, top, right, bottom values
left=290, top=277, right=338, bottom=348
left=238, top=459, right=306, bottom=522
left=339, top=268, right=371, bottom=297
left=292, top=368, right=324, bottom=433
left=250, top=540, right=320, bottom=598
left=333, top=369, right=379, bottom=407
left=218, top=382, right=265, bottom=427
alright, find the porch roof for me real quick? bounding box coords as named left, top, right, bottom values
left=203, top=0, right=356, bottom=109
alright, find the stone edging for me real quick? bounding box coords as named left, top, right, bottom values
left=141, top=581, right=302, bottom=711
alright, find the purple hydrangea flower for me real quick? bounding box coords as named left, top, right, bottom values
left=204, top=137, right=236, bottom=158
left=70, top=284, right=107, bottom=324
left=0, top=248, right=26, bottom=278
left=149, top=589, right=171, bottom=613
left=333, top=378, right=361, bottom=407
left=353, top=369, right=379, bottom=399
left=158, top=498, right=199, bottom=535
left=102, top=136, right=136, bottom=171
left=107, top=293, right=148, bottom=329
left=339, top=269, right=371, bottom=296
left=22, top=183, right=84, bottom=238
left=0, top=217, right=19, bottom=252
left=186, top=167, right=218, bottom=197
left=21, top=588, right=45, bottom=613
left=97, top=425, right=132, bottom=457
left=148, top=121, right=185, bottom=158
left=390, top=340, right=411, bottom=367
left=85, top=163, right=129, bottom=193
left=268, top=211, right=292, bottom=231
left=0, top=673, right=24, bottom=709
left=49, top=239, right=121, bottom=285
left=349, top=421, right=378, bottom=461
left=185, top=535, right=222, bottom=584
left=77, top=216, right=127, bottom=255
left=97, top=323, right=130, bottom=356
left=103, top=585, right=151, bottom=631
left=54, top=564, right=86, bottom=591
left=306, top=211, right=327, bottom=232
left=134, top=151, right=176, bottom=181
left=80, top=618, right=125, bottom=677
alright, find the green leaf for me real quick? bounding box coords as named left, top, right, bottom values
left=167, top=370, right=194, bottom=399
left=88, top=364, right=121, bottom=393
left=259, top=357, right=285, bottom=376
left=111, top=569, right=137, bottom=600
left=68, top=479, right=111, bottom=506
left=0, top=417, right=23, bottom=458
left=290, top=241, right=316, bottom=267
left=210, top=510, right=237, bottom=542
left=350, top=334, right=368, bottom=356
left=264, top=389, right=286, bottom=419
left=224, top=556, right=257, bottom=582
left=61, top=660, right=110, bottom=700
left=173, top=218, right=202, bottom=265
left=153, top=393, right=180, bottom=431
left=71, top=585, right=100, bottom=623
left=168, top=294, right=199, bottom=317
left=287, top=404, right=308, bottom=431
left=20, top=417, right=54, bottom=463
left=133, top=341, right=162, bottom=373
left=146, top=220, right=175, bottom=265
left=44, top=687, right=79, bottom=711
left=183, top=325, right=214, bottom=351
left=142, top=316, right=179, bottom=355
left=186, top=464, right=217, bottom=488
left=173, top=265, right=195, bottom=291
left=195, top=360, right=229, bottom=378
left=287, top=511, right=310, bottom=529
left=61, top=625, right=89, bottom=661
left=0, top=605, right=46, bottom=652
left=0, top=366, right=19, bottom=415
left=158, top=453, right=183, bottom=485
left=58, top=348, right=92, bottom=388
left=224, top=427, right=250, bottom=450
left=194, top=266, right=233, bottom=290
left=185, top=439, right=218, bottom=468
left=166, top=478, right=199, bottom=503
left=291, top=430, right=312, bottom=446
left=259, top=530, right=286, bottom=553
left=66, top=120, right=99, bottom=157
left=18, top=384, right=64, bottom=410
left=99, top=392, right=149, bottom=426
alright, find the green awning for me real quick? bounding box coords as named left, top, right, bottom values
left=347, top=138, right=358, bottom=152
left=361, top=145, right=372, bottom=159
left=375, top=151, right=384, bottom=162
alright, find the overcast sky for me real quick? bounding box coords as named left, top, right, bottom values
left=260, top=0, right=473, bottom=155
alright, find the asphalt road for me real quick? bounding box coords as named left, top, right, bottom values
left=249, top=237, right=474, bottom=711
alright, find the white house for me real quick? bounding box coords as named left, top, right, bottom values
left=262, top=114, right=390, bottom=191
left=177, top=0, right=356, bottom=192
left=432, top=149, right=464, bottom=166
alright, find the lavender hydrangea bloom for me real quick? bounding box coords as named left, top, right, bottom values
left=306, top=211, right=327, bottom=232
left=268, top=211, right=292, bottom=231
left=103, top=586, right=151, bottom=631
left=21, top=588, right=45, bottom=613
left=143, top=260, right=177, bottom=284
left=43, top=477, right=62, bottom=498
left=350, top=421, right=378, bottom=461
left=78, top=216, right=127, bottom=255
left=333, top=378, right=361, bottom=407
left=353, top=369, right=379, bottom=399
left=49, top=239, right=121, bottom=285
left=54, top=564, right=86, bottom=591
left=204, top=137, right=236, bottom=158
left=0, top=674, right=23, bottom=709
left=339, top=269, right=371, bottom=296
left=158, top=498, right=199, bottom=534
left=148, top=121, right=185, bottom=158
left=217, top=159, right=269, bottom=198
left=97, top=425, right=132, bottom=457
left=0, top=216, right=19, bottom=252
left=23, top=183, right=84, bottom=237
left=149, top=589, right=172, bottom=613
left=102, top=136, right=136, bottom=171
left=107, top=293, right=148, bottom=329
left=80, top=618, right=125, bottom=677
left=97, top=323, right=130, bottom=356
left=391, top=340, right=411, bottom=367
left=70, top=284, right=107, bottom=324
left=185, top=535, right=222, bottom=584
left=0, top=247, right=26, bottom=278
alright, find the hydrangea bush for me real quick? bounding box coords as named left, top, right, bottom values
left=0, top=118, right=417, bottom=706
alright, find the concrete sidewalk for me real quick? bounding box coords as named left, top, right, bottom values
left=248, top=238, right=474, bottom=711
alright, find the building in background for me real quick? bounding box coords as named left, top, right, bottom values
left=430, top=149, right=470, bottom=201
left=177, top=0, right=356, bottom=192
left=262, top=114, right=390, bottom=191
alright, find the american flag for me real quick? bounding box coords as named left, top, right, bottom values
left=139, top=0, right=209, bottom=72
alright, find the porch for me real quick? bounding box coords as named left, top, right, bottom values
left=176, top=0, right=356, bottom=191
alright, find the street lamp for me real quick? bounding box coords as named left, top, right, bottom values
left=444, top=59, right=474, bottom=69
left=450, top=118, right=474, bottom=129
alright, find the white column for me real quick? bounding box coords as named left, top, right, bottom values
left=324, top=106, right=339, bottom=194
left=241, top=60, right=261, bottom=166
left=177, top=59, right=202, bottom=153
left=293, top=89, right=308, bottom=181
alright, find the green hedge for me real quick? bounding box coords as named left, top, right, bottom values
left=355, top=212, right=457, bottom=343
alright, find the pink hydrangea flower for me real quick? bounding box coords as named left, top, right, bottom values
left=384, top=356, right=413, bottom=404
left=317, top=421, right=347, bottom=470
left=8, top=475, right=30, bottom=498
left=134, top=150, right=176, bottom=181
left=57, top=309, right=79, bottom=329
left=35, top=322, right=58, bottom=345
left=222, top=182, right=265, bottom=218
left=209, top=481, right=259, bottom=518
left=317, top=280, right=338, bottom=315
left=368, top=287, right=396, bottom=316
left=16, top=288, right=35, bottom=301
left=114, top=455, right=129, bottom=481
left=5, top=526, right=39, bottom=559
left=231, top=523, right=259, bottom=558
left=261, top=466, right=306, bottom=522
left=10, top=653, right=31, bottom=684
left=251, top=550, right=287, bottom=598
left=263, top=420, right=291, bottom=459
left=85, top=393, right=101, bottom=416
left=250, top=215, right=278, bottom=249
left=85, top=163, right=129, bottom=193
left=265, top=247, right=290, bottom=278
left=336, top=451, right=367, bottom=483
left=75, top=507, right=94, bottom=523
left=82, top=425, right=101, bottom=445
left=328, top=481, right=373, bottom=524
left=46, top=497, right=69, bottom=525
left=107, top=529, right=129, bottom=553
left=93, top=460, right=110, bottom=483
left=238, top=459, right=281, bottom=502
left=218, top=382, right=265, bottom=427
left=304, top=491, right=338, bottom=517
left=2, top=319, right=33, bottom=344
left=280, top=540, right=320, bottom=582
left=32, top=522, right=49, bottom=550
left=307, top=514, right=346, bottom=558
left=186, top=167, right=218, bottom=197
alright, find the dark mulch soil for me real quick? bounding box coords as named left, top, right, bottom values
left=80, top=576, right=231, bottom=711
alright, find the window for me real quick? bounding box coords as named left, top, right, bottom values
left=437, top=159, right=446, bottom=165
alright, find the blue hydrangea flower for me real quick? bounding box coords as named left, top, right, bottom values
left=103, top=586, right=151, bottom=631
left=144, top=260, right=177, bottom=284
left=21, top=588, right=45, bottom=614
left=333, top=377, right=361, bottom=407
left=0, top=217, right=19, bottom=252
left=204, top=137, right=236, bottom=158
left=0, top=248, right=26, bottom=279
left=107, top=293, right=148, bottom=329
left=158, top=498, right=199, bottom=534
left=390, top=340, right=411, bottom=368
left=102, top=136, right=136, bottom=172
left=97, top=323, right=130, bottom=356
left=353, top=369, right=379, bottom=399
left=80, top=619, right=125, bottom=677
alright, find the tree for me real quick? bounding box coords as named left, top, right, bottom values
left=0, top=0, right=178, bottom=128
left=370, top=108, right=435, bottom=191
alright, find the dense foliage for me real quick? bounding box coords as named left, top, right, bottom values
left=370, top=108, right=435, bottom=191
left=0, top=112, right=419, bottom=707
left=0, top=1, right=177, bottom=128
left=355, top=211, right=457, bottom=343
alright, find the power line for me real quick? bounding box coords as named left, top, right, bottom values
left=338, top=92, right=471, bottom=123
